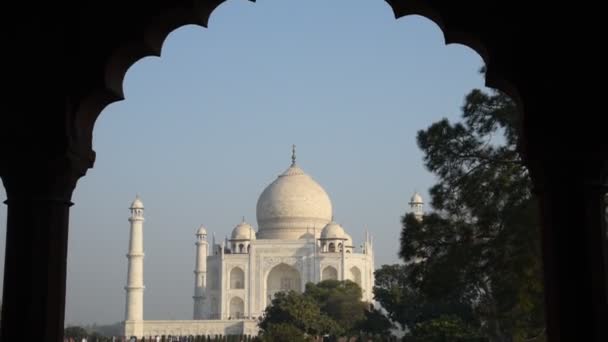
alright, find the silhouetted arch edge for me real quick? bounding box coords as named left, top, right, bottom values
left=75, top=0, right=523, bottom=165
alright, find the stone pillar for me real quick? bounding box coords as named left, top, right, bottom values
left=534, top=162, right=607, bottom=342
left=340, top=240, right=346, bottom=280
left=247, top=242, right=254, bottom=318
left=0, top=156, right=89, bottom=341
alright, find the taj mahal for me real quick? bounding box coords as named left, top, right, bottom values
left=123, top=147, right=424, bottom=337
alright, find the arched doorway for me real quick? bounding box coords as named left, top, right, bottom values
left=266, top=263, right=301, bottom=305
left=229, top=296, right=244, bottom=319
left=230, top=267, right=245, bottom=289
left=322, top=266, right=338, bottom=281
left=349, top=266, right=361, bottom=287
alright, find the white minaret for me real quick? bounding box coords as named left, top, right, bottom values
left=193, top=225, right=208, bottom=319
left=124, top=195, right=145, bottom=337
left=409, top=191, right=424, bottom=221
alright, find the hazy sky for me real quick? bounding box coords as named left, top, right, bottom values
left=0, top=0, right=487, bottom=326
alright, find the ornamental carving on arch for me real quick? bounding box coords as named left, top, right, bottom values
left=262, top=256, right=303, bottom=273
left=227, top=264, right=246, bottom=272
left=320, top=263, right=339, bottom=272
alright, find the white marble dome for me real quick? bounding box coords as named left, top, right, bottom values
left=197, top=225, right=207, bottom=235
left=231, top=221, right=256, bottom=240
left=256, top=163, right=333, bottom=239
left=130, top=196, right=144, bottom=209
left=321, top=222, right=346, bottom=239
left=410, top=192, right=423, bottom=204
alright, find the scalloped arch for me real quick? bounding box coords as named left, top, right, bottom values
left=385, top=0, right=521, bottom=105
left=76, top=0, right=250, bottom=152
left=78, top=0, right=521, bottom=150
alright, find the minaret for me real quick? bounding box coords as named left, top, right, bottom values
left=368, top=232, right=375, bottom=302
left=124, top=195, right=145, bottom=337
left=409, top=191, right=424, bottom=221
left=193, top=225, right=208, bottom=319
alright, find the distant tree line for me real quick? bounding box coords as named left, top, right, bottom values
left=64, top=328, right=258, bottom=342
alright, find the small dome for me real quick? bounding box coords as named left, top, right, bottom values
left=409, top=192, right=423, bottom=204
left=197, top=225, right=207, bottom=235
left=321, top=222, right=346, bottom=239
left=130, top=196, right=144, bottom=209
left=231, top=220, right=256, bottom=240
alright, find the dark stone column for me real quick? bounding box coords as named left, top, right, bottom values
left=535, top=162, right=607, bottom=342
left=0, top=157, right=89, bottom=341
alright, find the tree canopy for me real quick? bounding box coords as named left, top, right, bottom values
left=396, top=82, right=545, bottom=341
left=259, top=289, right=337, bottom=337
left=374, top=264, right=476, bottom=334
left=305, top=279, right=367, bottom=332
left=259, top=280, right=393, bottom=340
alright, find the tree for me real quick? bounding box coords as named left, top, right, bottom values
left=404, top=315, right=483, bottom=342
left=259, top=280, right=382, bottom=339
left=373, top=264, right=410, bottom=330
left=259, top=323, right=309, bottom=342
left=374, top=264, right=476, bottom=331
left=400, top=79, right=545, bottom=341
left=305, top=280, right=367, bottom=336
left=64, top=326, right=89, bottom=339
left=258, top=290, right=338, bottom=338
left=355, top=305, right=395, bottom=339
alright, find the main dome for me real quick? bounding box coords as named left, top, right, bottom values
left=256, top=161, right=333, bottom=239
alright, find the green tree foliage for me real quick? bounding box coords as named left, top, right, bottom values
left=64, top=326, right=89, bottom=339
left=373, top=264, right=476, bottom=331
left=355, top=305, right=395, bottom=339
left=305, top=280, right=367, bottom=335
left=259, top=280, right=391, bottom=339
left=373, top=264, right=410, bottom=329
left=259, top=290, right=337, bottom=338
left=399, top=84, right=545, bottom=341
left=404, top=315, right=483, bottom=342
left=259, top=323, right=310, bottom=342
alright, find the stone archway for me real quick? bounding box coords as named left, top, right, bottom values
left=349, top=266, right=362, bottom=287
left=230, top=267, right=245, bottom=289
left=229, top=296, right=244, bottom=319
left=322, top=266, right=338, bottom=281
left=266, top=263, right=301, bottom=305
left=1, top=1, right=606, bottom=340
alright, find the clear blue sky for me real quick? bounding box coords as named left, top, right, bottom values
left=0, top=0, right=487, bottom=326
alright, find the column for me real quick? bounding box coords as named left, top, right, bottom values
left=1, top=156, right=89, bottom=341
left=534, top=162, right=607, bottom=342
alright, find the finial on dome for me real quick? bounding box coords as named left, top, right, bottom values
left=291, top=144, right=296, bottom=166
left=242, top=216, right=246, bottom=223
left=130, top=194, right=144, bottom=209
